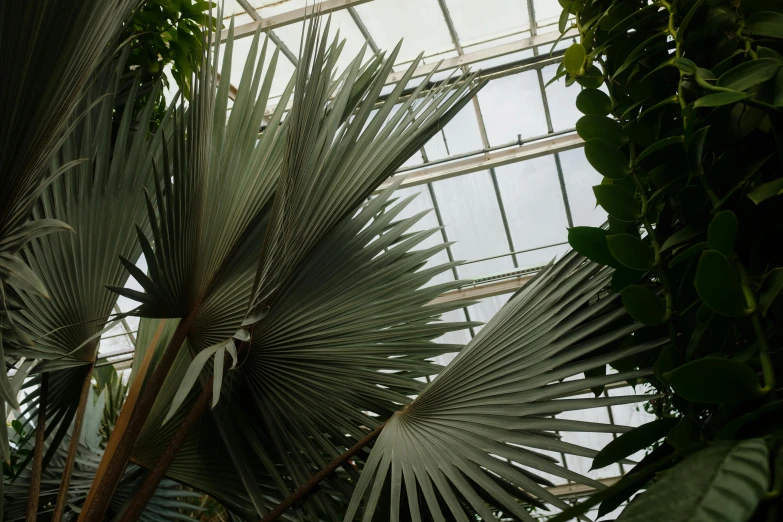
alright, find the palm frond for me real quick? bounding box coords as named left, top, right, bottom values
left=3, top=386, right=201, bottom=522
left=8, top=53, right=169, bottom=474
left=345, top=252, right=666, bottom=521
left=0, top=0, right=138, bottom=259
left=131, top=185, right=476, bottom=518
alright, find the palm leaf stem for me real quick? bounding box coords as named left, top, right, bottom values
left=25, top=372, right=48, bottom=522
left=78, top=319, right=175, bottom=522
left=261, top=422, right=388, bottom=522
left=52, top=361, right=95, bottom=522
left=116, top=373, right=213, bottom=522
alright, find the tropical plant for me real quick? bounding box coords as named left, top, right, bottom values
left=552, top=0, right=783, bottom=519
left=4, top=2, right=668, bottom=522
left=116, top=0, right=217, bottom=133
left=4, top=368, right=202, bottom=522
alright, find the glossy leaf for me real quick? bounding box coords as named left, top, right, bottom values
left=694, top=91, right=749, bottom=107
left=621, top=285, right=664, bottom=325
left=748, top=176, right=783, bottom=204
left=616, top=440, right=769, bottom=522
left=568, top=226, right=618, bottom=267
left=576, top=115, right=627, bottom=147
left=591, top=418, right=679, bottom=470
left=707, top=211, right=738, bottom=255
left=584, top=139, right=629, bottom=179
left=665, top=358, right=762, bottom=403
left=747, top=11, right=783, bottom=38
left=593, top=184, right=640, bottom=222
left=695, top=250, right=747, bottom=317
left=607, top=233, right=653, bottom=270
left=576, top=88, right=612, bottom=115
left=564, top=43, right=586, bottom=75
left=716, top=58, right=782, bottom=91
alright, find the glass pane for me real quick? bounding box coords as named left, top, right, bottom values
left=477, top=71, right=549, bottom=146
left=355, top=0, right=455, bottom=63
left=542, top=64, right=582, bottom=132
left=276, top=10, right=370, bottom=69
left=559, top=147, right=607, bottom=227
left=495, top=155, right=569, bottom=263
left=389, top=185, right=455, bottom=286
left=533, top=0, right=563, bottom=28
left=443, top=0, right=530, bottom=47
left=424, top=102, right=484, bottom=161
left=431, top=171, right=516, bottom=279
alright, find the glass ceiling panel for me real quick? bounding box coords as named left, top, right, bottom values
left=542, top=64, right=582, bottom=132
left=532, top=0, right=564, bottom=27
left=423, top=101, right=484, bottom=161
left=354, top=0, right=455, bottom=63
left=431, top=170, right=516, bottom=280
left=272, top=10, right=368, bottom=73
left=390, top=185, right=454, bottom=286
left=463, top=32, right=536, bottom=70
left=477, top=71, right=549, bottom=146
left=443, top=0, right=530, bottom=47
left=495, top=155, right=569, bottom=262
left=559, top=148, right=607, bottom=227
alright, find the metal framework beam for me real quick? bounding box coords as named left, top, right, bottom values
left=263, top=30, right=575, bottom=115
left=226, top=0, right=375, bottom=42
left=429, top=273, right=536, bottom=305
left=545, top=476, right=622, bottom=499
left=376, top=133, right=584, bottom=192
left=386, top=28, right=577, bottom=85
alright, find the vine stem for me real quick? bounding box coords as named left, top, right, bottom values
left=751, top=313, right=776, bottom=393
left=26, top=373, right=48, bottom=522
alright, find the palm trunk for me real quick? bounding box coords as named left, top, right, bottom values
left=78, top=316, right=192, bottom=522
left=26, top=372, right=49, bottom=522
left=52, top=362, right=94, bottom=522
left=115, top=379, right=213, bottom=522
left=260, top=422, right=387, bottom=522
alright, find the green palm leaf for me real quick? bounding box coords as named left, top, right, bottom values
left=9, top=53, right=169, bottom=475
left=4, top=386, right=201, bottom=522
left=131, top=185, right=477, bottom=518
left=0, top=0, right=139, bottom=449
left=345, top=252, right=666, bottom=521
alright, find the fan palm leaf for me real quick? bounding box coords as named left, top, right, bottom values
left=3, top=386, right=201, bottom=522
left=7, top=51, right=170, bottom=492
left=345, top=252, right=666, bottom=521
left=0, top=0, right=139, bottom=411
left=85, top=10, right=482, bottom=520
left=130, top=184, right=477, bottom=518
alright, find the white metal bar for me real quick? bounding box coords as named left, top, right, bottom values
left=263, top=29, right=577, bottom=116
left=376, top=133, right=584, bottom=192
left=428, top=273, right=537, bottom=305
left=226, top=0, right=375, bottom=42
left=385, top=29, right=578, bottom=84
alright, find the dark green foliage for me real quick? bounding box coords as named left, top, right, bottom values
left=117, top=0, right=216, bottom=131
left=554, top=0, right=783, bottom=519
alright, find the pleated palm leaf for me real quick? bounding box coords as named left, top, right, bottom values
left=82, top=13, right=482, bottom=521
left=7, top=51, right=169, bottom=496
left=4, top=384, right=201, bottom=521
left=130, top=184, right=476, bottom=519
left=0, top=0, right=139, bottom=415
left=345, top=251, right=666, bottom=521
